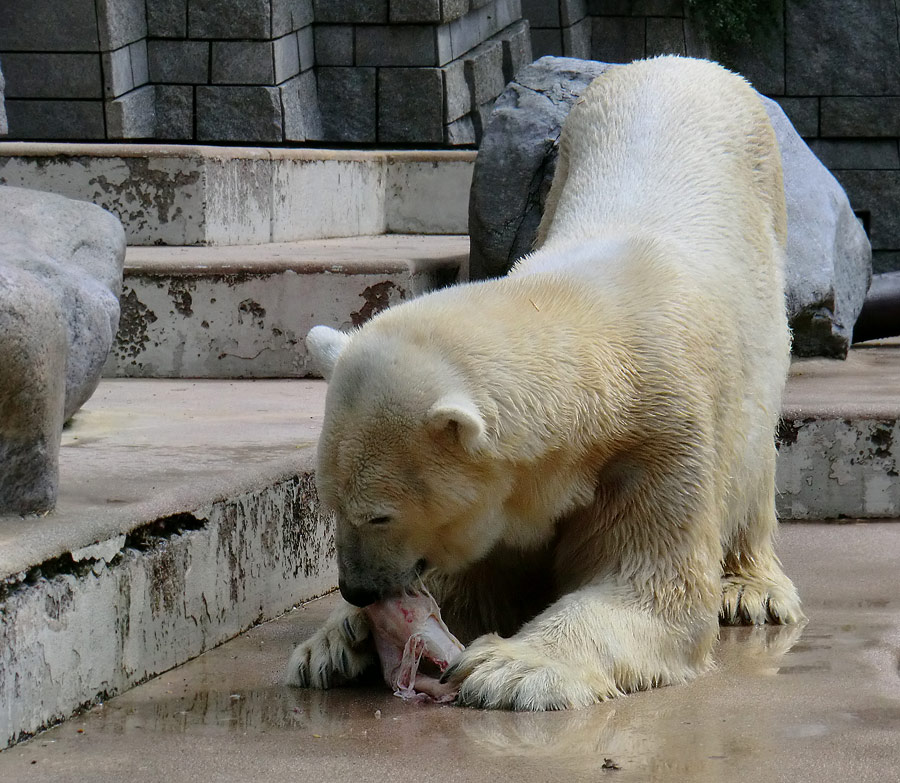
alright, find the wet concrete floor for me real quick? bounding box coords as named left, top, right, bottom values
left=2, top=522, right=899, bottom=783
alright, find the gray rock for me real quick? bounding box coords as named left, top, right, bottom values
left=0, top=186, right=126, bottom=419
left=469, top=56, right=872, bottom=358
left=766, top=100, right=872, bottom=357
left=0, top=265, right=67, bottom=514
left=0, top=186, right=125, bottom=514
left=468, top=56, right=612, bottom=279
left=0, top=61, right=7, bottom=135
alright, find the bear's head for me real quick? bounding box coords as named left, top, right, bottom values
left=306, top=325, right=508, bottom=607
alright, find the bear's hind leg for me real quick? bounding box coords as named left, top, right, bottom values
left=721, top=465, right=804, bottom=625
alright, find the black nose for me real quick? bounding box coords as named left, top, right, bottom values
left=339, top=579, right=380, bottom=607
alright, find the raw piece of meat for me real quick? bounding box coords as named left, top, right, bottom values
left=364, top=590, right=464, bottom=702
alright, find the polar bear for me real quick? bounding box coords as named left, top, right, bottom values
left=287, top=56, right=804, bottom=710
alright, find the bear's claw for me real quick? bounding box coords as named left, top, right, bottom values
left=285, top=603, right=375, bottom=689
left=444, top=634, right=607, bottom=711
left=720, top=573, right=805, bottom=626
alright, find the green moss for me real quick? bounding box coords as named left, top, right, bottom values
left=686, top=0, right=781, bottom=57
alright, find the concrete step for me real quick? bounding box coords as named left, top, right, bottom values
left=3, top=522, right=899, bottom=783
left=104, top=235, right=468, bottom=378
left=2, top=341, right=898, bottom=748
left=0, top=143, right=475, bottom=245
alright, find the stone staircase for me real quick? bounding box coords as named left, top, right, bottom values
left=1, top=142, right=897, bottom=749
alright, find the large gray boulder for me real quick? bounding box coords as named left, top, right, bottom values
left=0, top=186, right=125, bottom=514
left=469, top=56, right=872, bottom=358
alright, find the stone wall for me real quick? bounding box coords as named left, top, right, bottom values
left=561, top=0, right=899, bottom=272
left=0, top=0, right=529, bottom=146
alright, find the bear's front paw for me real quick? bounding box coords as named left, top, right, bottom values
left=285, top=603, right=375, bottom=689
left=442, top=635, right=611, bottom=711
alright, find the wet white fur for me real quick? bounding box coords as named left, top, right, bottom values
left=288, top=57, right=804, bottom=710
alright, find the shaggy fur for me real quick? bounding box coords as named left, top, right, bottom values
left=286, top=56, right=804, bottom=711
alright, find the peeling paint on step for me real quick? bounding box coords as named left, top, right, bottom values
left=0, top=473, right=336, bottom=749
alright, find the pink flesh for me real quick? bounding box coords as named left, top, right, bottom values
left=364, top=592, right=464, bottom=702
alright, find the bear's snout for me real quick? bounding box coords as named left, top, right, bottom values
left=338, top=578, right=381, bottom=608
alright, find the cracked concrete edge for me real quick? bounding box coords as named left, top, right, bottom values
left=0, top=144, right=476, bottom=245
left=776, top=418, right=900, bottom=519
left=0, top=472, right=337, bottom=750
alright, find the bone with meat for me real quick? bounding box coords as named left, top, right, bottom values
left=364, top=591, right=464, bottom=702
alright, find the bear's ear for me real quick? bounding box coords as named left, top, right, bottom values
left=426, top=393, right=487, bottom=453
left=306, top=325, right=351, bottom=380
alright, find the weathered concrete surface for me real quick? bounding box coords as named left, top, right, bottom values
left=105, top=235, right=468, bottom=378
left=0, top=144, right=475, bottom=245
left=469, top=57, right=872, bottom=358
left=0, top=378, right=335, bottom=748
left=2, top=522, right=899, bottom=782
left=777, top=338, right=900, bottom=519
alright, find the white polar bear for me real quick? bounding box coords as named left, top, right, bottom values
left=287, top=56, right=804, bottom=710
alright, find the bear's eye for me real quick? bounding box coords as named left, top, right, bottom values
left=367, top=516, right=392, bottom=526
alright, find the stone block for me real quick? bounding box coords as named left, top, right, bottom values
left=315, top=25, right=353, bottom=66
left=775, top=97, right=818, bottom=138
left=562, top=17, right=592, bottom=58
left=4, top=100, right=105, bottom=140
left=592, top=16, right=645, bottom=62
left=274, top=34, right=301, bottom=83
left=446, top=115, right=477, bottom=145
left=872, top=250, right=900, bottom=274
left=442, top=0, right=471, bottom=22
left=645, top=17, right=685, bottom=56
left=833, top=170, right=900, bottom=251
left=464, top=39, right=506, bottom=106
left=786, top=0, right=900, bottom=96
left=721, top=1, right=785, bottom=96
left=469, top=56, right=872, bottom=357
left=106, top=84, right=156, bottom=139
left=821, top=98, right=900, bottom=138
left=378, top=68, right=444, bottom=143
left=588, top=0, right=683, bottom=13
left=281, top=71, right=322, bottom=140
left=149, top=40, right=210, bottom=84
left=212, top=41, right=275, bottom=85
left=96, top=0, right=147, bottom=49
left=807, top=140, right=900, bottom=171
left=147, top=0, right=188, bottom=37
left=0, top=0, right=99, bottom=51
left=444, top=59, right=472, bottom=123
left=298, top=25, right=315, bottom=71
left=189, top=0, right=272, bottom=38
left=155, top=85, right=194, bottom=139
left=196, top=86, right=284, bottom=142
left=391, top=0, right=442, bottom=22
left=523, top=0, right=560, bottom=26
left=313, top=0, right=388, bottom=23
left=560, top=0, right=588, bottom=24
left=357, top=25, right=447, bottom=67
left=0, top=185, right=125, bottom=422
left=0, top=264, right=66, bottom=514
left=447, top=0, right=517, bottom=59
left=102, top=47, right=134, bottom=98
left=317, top=68, right=377, bottom=142
left=531, top=28, right=564, bottom=57
left=496, top=19, right=533, bottom=82
left=273, top=0, right=314, bottom=35
left=130, top=39, right=150, bottom=87
left=1, top=53, right=102, bottom=99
